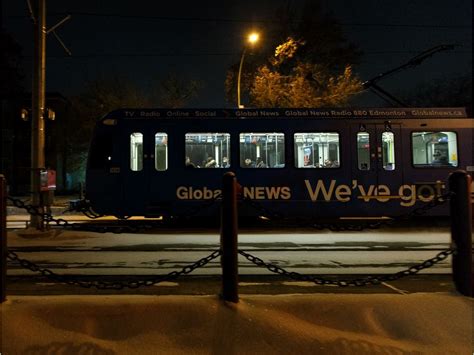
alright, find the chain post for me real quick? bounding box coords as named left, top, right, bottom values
left=0, top=175, right=7, bottom=302
left=220, top=172, right=239, bottom=303
left=449, top=171, right=473, bottom=297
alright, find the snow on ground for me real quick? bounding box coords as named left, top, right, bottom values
left=1, top=293, right=472, bottom=354
left=7, top=229, right=453, bottom=276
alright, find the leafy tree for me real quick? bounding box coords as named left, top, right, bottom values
left=225, top=0, right=362, bottom=107
left=250, top=38, right=362, bottom=108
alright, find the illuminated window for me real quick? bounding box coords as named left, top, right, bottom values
left=294, top=133, right=339, bottom=168
left=130, top=132, right=143, bottom=171
left=381, top=132, right=395, bottom=170
left=185, top=133, right=230, bottom=168
left=155, top=133, right=168, bottom=171
left=240, top=133, right=285, bottom=168
left=357, top=132, right=370, bottom=170
left=412, top=131, right=458, bottom=167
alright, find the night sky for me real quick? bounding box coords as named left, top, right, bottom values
left=3, top=0, right=472, bottom=107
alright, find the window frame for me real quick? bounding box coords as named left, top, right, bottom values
left=410, top=130, right=459, bottom=169
left=154, top=132, right=168, bottom=171
left=184, top=132, right=231, bottom=169
left=129, top=131, right=144, bottom=172
left=239, top=131, right=286, bottom=169
left=356, top=131, right=371, bottom=171
left=293, top=131, right=342, bottom=169
left=381, top=131, right=396, bottom=171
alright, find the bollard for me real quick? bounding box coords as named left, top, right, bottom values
left=448, top=171, right=472, bottom=297
left=0, top=175, right=7, bottom=302
left=220, top=172, right=239, bottom=303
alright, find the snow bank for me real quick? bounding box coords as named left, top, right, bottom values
left=1, top=293, right=472, bottom=354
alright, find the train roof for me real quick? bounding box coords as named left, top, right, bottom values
left=103, top=107, right=468, bottom=120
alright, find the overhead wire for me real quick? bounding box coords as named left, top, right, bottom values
left=7, top=12, right=472, bottom=29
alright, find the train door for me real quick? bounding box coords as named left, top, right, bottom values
left=120, top=129, right=153, bottom=216
left=351, top=123, right=403, bottom=215
left=146, top=131, right=171, bottom=216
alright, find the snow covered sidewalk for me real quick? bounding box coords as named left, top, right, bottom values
left=1, top=293, right=472, bottom=354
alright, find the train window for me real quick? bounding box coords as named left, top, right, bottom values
left=155, top=133, right=168, bottom=171
left=294, top=133, right=340, bottom=168
left=240, top=133, right=285, bottom=168
left=357, top=132, right=370, bottom=170
left=381, top=132, right=395, bottom=170
left=130, top=132, right=143, bottom=171
left=185, top=133, right=230, bottom=168
left=411, top=131, right=458, bottom=167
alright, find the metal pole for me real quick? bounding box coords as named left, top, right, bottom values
left=220, top=172, right=239, bottom=303
left=448, top=171, right=472, bottom=297
left=237, top=47, right=247, bottom=109
left=1, top=175, right=7, bottom=303
left=31, top=0, right=46, bottom=230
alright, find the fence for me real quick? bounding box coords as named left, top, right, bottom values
left=0, top=171, right=472, bottom=303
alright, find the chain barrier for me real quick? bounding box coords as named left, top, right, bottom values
left=7, top=195, right=220, bottom=233
left=238, top=248, right=455, bottom=287
left=59, top=198, right=104, bottom=218
left=6, top=193, right=455, bottom=290
left=8, top=196, right=140, bottom=233
left=241, top=191, right=453, bottom=231
left=7, top=195, right=222, bottom=289
left=8, top=190, right=451, bottom=233
left=7, top=249, right=221, bottom=290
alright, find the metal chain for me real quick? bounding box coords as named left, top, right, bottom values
left=7, top=249, right=221, bottom=290
left=61, top=199, right=104, bottom=219
left=238, top=248, right=455, bottom=287
left=8, top=195, right=223, bottom=232
left=9, top=190, right=451, bottom=233
left=8, top=196, right=139, bottom=233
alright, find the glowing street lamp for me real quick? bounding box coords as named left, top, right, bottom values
left=237, top=32, right=259, bottom=108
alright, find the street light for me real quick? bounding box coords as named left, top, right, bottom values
left=237, top=32, right=259, bottom=108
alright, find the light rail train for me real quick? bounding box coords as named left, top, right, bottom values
left=85, top=108, right=473, bottom=219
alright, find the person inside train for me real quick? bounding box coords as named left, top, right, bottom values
left=205, top=156, right=217, bottom=168
left=244, top=158, right=256, bottom=168
left=256, top=157, right=268, bottom=168
left=432, top=152, right=449, bottom=165
left=185, top=156, right=196, bottom=168
left=222, top=157, right=230, bottom=168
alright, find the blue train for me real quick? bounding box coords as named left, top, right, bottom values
left=85, top=108, right=473, bottom=219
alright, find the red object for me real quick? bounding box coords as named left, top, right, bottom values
left=40, top=169, right=56, bottom=191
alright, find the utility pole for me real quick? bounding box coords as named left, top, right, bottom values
left=27, top=0, right=70, bottom=230
left=30, top=0, right=46, bottom=230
